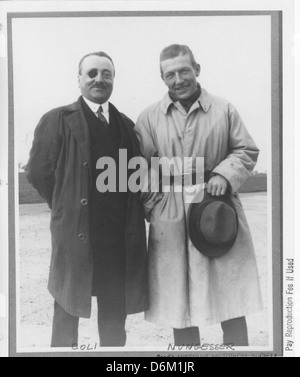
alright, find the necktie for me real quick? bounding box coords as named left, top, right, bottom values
left=97, top=106, right=109, bottom=131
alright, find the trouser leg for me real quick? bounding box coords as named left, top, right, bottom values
left=173, top=327, right=201, bottom=347
left=51, top=301, right=79, bottom=348
left=221, top=316, right=249, bottom=347
left=97, top=297, right=127, bottom=347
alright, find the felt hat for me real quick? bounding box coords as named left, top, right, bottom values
left=188, top=190, right=239, bottom=258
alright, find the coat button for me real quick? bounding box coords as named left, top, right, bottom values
left=81, top=199, right=88, bottom=206
left=84, top=161, right=88, bottom=168
left=78, top=233, right=85, bottom=241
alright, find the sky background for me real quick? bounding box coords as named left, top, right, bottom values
left=12, top=14, right=271, bottom=172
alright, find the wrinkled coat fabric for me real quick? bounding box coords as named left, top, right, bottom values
left=26, top=98, right=148, bottom=318
left=135, top=89, right=263, bottom=328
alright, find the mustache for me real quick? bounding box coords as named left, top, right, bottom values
left=91, top=84, right=108, bottom=89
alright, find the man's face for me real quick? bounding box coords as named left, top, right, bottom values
left=161, top=54, right=200, bottom=101
left=78, top=55, right=115, bottom=104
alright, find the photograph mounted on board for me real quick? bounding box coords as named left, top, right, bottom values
left=4, top=5, right=289, bottom=357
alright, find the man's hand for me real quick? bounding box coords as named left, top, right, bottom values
left=207, top=174, right=228, bottom=196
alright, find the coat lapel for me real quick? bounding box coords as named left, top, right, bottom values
left=65, top=98, right=92, bottom=180
left=109, top=103, right=134, bottom=159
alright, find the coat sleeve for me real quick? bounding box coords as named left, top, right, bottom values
left=135, top=111, right=163, bottom=220
left=212, top=104, right=260, bottom=193
left=25, top=110, right=63, bottom=208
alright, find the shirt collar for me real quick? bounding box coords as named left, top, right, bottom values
left=82, top=96, right=109, bottom=115
left=160, top=87, right=212, bottom=114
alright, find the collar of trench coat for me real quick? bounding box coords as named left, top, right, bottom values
left=161, top=87, right=213, bottom=114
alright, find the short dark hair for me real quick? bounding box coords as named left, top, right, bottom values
left=78, top=51, right=115, bottom=75
left=160, top=44, right=198, bottom=73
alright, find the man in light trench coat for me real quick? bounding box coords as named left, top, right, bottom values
left=135, top=44, right=263, bottom=347
left=26, top=52, right=148, bottom=347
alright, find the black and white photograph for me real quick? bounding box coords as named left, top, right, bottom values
left=0, top=0, right=296, bottom=358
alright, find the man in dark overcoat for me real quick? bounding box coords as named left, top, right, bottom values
left=26, top=51, right=148, bottom=348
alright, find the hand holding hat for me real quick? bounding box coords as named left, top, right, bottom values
left=206, top=174, right=228, bottom=196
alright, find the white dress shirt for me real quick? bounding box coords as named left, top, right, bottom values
left=82, top=96, right=110, bottom=123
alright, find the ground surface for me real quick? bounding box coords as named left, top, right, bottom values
left=18, top=192, right=269, bottom=352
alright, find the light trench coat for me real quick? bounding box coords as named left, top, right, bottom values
left=135, top=88, right=263, bottom=329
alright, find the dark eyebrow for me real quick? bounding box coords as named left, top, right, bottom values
left=86, top=68, right=112, bottom=73
left=178, top=67, right=192, bottom=72
left=164, top=70, right=175, bottom=76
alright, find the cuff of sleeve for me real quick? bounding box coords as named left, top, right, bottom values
left=141, top=192, right=163, bottom=222
left=212, top=160, right=250, bottom=193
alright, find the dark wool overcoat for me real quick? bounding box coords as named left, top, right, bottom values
left=26, top=98, right=148, bottom=318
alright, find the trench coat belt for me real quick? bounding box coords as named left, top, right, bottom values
left=161, top=171, right=211, bottom=187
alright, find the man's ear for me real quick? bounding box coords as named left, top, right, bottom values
left=195, top=64, right=201, bottom=77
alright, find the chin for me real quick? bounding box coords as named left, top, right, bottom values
left=93, top=96, right=108, bottom=103
left=172, top=89, right=193, bottom=101
left=178, top=93, right=192, bottom=100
